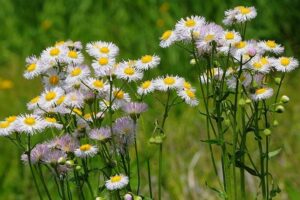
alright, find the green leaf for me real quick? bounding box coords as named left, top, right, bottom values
left=200, top=139, right=223, bottom=145
left=268, top=148, right=282, bottom=159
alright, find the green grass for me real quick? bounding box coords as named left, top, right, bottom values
left=1, top=0, right=300, bottom=199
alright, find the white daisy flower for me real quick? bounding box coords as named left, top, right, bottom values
left=200, top=68, right=224, bottom=83
left=220, top=30, right=242, bottom=46
left=177, top=89, right=199, bottom=106
left=27, top=96, right=40, bottom=110
left=24, top=56, right=43, bottom=79
left=0, top=116, right=17, bottom=136
left=136, top=55, right=160, bottom=70
left=272, top=57, right=299, bottom=72
left=248, top=57, right=272, bottom=74
left=223, top=8, right=239, bottom=25
left=99, top=99, right=120, bottom=111
left=258, top=40, right=284, bottom=55
left=234, top=6, right=257, bottom=23
left=111, top=89, right=131, bottom=106
left=64, top=49, right=84, bottom=65
left=44, top=117, right=63, bottom=129
left=154, top=75, right=184, bottom=91
left=174, top=16, right=206, bottom=41
left=251, top=87, right=273, bottom=101
left=15, top=114, right=47, bottom=134
left=65, top=65, right=90, bottom=85
left=42, top=69, right=65, bottom=89
left=137, top=80, right=155, bottom=95
left=64, top=91, right=85, bottom=108
left=105, top=174, right=129, bottom=190
left=39, top=87, right=65, bottom=109
left=159, top=30, right=178, bottom=48
left=115, top=63, right=143, bottom=82
left=86, top=41, right=119, bottom=58
left=226, top=72, right=252, bottom=89
left=40, top=45, right=67, bottom=64
left=74, top=144, right=98, bottom=158
left=84, top=78, right=108, bottom=92
left=92, top=56, right=115, bottom=77
left=196, top=23, right=224, bottom=54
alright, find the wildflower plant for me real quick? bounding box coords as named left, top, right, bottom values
left=159, top=5, right=298, bottom=200
left=0, top=5, right=297, bottom=200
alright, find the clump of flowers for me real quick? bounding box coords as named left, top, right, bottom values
left=0, top=37, right=197, bottom=199
left=159, top=5, right=298, bottom=200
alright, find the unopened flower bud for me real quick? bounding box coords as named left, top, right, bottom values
left=275, top=77, right=281, bottom=85
left=224, top=119, right=231, bottom=126
left=263, top=129, right=271, bottom=136
left=238, top=99, right=246, bottom=106
left=190, top=59, right=196, bottom=65
left=134, top=196, right=142, bottom=200
left=247, top=48, right=256, bottom=57
left=96, top=197, right=105, bottom=200
left=58, top=157, right=66, bottom=165
left=245, top=98, right=252, bottom=104
left=66, top=160, right=74, bottom=167
left=75, top=165, right=81, bottom=171
left=213, top=60, right=221, bottom=67
left=124, top=193, right=133, bottom=200
left=275, top=105, right=285, bottom=113
left=273, top=120, right=279, bottom=127
left=280, top=95, right=290, bottom=103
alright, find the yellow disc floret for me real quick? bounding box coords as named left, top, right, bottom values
left=68, top=50, right=78, bottom=58
left=49, top=75, right=59, bottom=85
left=45, top=91, right=56, bottom=101
left=50, top=48, right=60, bottom=56
left=141, top=55, right=153, bottom=63
left=71, top=67, right=82, bottom=77
left=280, top=57, right=290, bottom=66
left=185, top=19, right=196, bottom=27
left=124, top=67, right=135, bottom=75
left=164, top=77, right=175, bottom=85
left=256, top=88, right=267, bottom=95
left=79, top=144, right=92, bottom=151
left=110, top=175, right=122, bottom=183
left=161, top=30, right=172, bottom=41
left=24, top=117, right=36, bottom=126
left=141, top=81, right=151, bottom=89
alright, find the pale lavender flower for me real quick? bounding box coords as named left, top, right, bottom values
left=42, top=149, right=67, bottom=164
left=21, top=143, right=50, bottom=164
left=121, top=102, right=148, bottom=115
left=113, top=117, right=136, bottom=148
left=48, top=134, right=80, bottom=153
left=89, top=127, right=111, bottom=141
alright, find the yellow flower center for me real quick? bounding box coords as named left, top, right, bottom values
left=49, top=75, right=59, bottom=85
left=114, top=90, right=124, bottom=99
left=50, top=48, right=60, bottom=56
left=161, top=30, right=172, bottom=40
left=100, top=47, right=110, bottom=54
left=68, top=50, right=78, bottom=58
left=71, top=67, right=82, bottom=77
left=124, top=67, right=135, bottom=75
left=204, top=34, right=215, bottom=42
left=73, top=108, right=82, bottom=116
left=256, top=88, right=267, bottom=95
left=234, top=41, right=247, bottom=49
left=183, top=81, right=192, bottom=89
left=27, top=63, right=36, bottom=72
left=93, top=80, right=104, bottom=88
left=225, top=32, right=235, bottom=40
left=141, top=55, right=153, bottom=63
left=30, top=96, right=40, bottom=104
left=84, top=113, right=92, bottom=119
left=185, top=19, right=196, bottom=27
left=0, top=121, right=10, bottom=128
left=164, top=77, right=175, bottom=85
left=238, top=6, right=251, bottom=14
left=110, top=175, right=122, bottom=183
left=260, top=57, right=269, bottom=65
left=24, top=117, right=36, bottom=126
left=79, top=144, right=92, bottom=151
left=98, top=57, right=109, bottom=65
left=6, top=116, right=17, bottom=123
left=45, top=117, right=56, bottom=123
left=186, top=90, right=195, bottom=99
left=55, top=41, right=65, bottom=46
left=56, top=95, right=65, bottom=105
left=45, top=91, right=56, bottom=101
left=266, top=40, right=276, bottom=48
left=141, top=81, right=151, bottom=89
left=280, top=57, right=290, bottom=66
left=253, top=62, right=262, bottom=69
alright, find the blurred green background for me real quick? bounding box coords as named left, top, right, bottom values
left=1, top=0, right=300, bottom=199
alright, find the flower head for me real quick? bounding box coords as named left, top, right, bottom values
left=105, top=174, right=129, bottom=190
left=75, top=144, right=98, bottom=158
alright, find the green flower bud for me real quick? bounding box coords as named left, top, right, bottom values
left=190, top=59, right=196, bottom=65
left=58, top=157, right=66, bottom=165
left=275, top=105, right=285, bottom=113
left=273, top=120, right=279, bottom=127
left=245, top=98, right=252, bottom=104
left=263, top=129, right=271, bottom=136
left=238, top=98, right=246, bottom=106
left=66, top=160, right=74, bottom=167
left=134, top=196, right=142, bottom=200
left=224, top=119, right=231, bottom=126
left=75, top=165, right=81, bottom=171
left=213, top=60, right=221, bottom=67
left=275, top=77, right=281, bottom=85
left=280, top=95, right=290, bottom=103
left=149, top=135, right=166, bottom=144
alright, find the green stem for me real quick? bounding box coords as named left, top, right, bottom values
left=158, top=143, right=163, bottom=200
left=147, top=159, right=153, bottom=198
left=37, top=164, right=52, bottom=200
left=134, top=138, right=140, bottom=195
